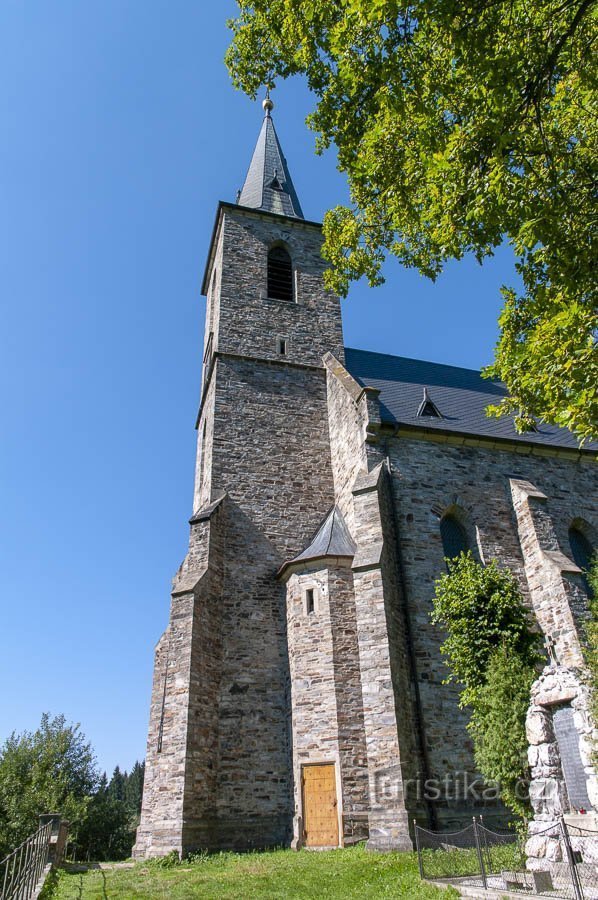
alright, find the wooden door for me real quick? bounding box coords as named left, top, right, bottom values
left=302, top=764, right=339, bottom=847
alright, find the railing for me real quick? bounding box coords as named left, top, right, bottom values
left=415, top=815, right=598, bottom=899
left=0, top=821, right=52, bottom=900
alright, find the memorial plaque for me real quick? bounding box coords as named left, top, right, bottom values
left=552, top=705, right=592, bottom=811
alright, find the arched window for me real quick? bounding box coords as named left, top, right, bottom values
left=569, top=525, right=594, bottom=596
left=267, top=246, right=293, bottom=301
left=440, top=514, right=469, bottom=561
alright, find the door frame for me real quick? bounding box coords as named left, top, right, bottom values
left=300, top=760, right=343, bottom=848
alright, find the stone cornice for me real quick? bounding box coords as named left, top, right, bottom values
left=195, top=350, right=325, bottom=429
left=384, top=423, right=596, bottom=461
left=277, top=554, right=354, bottom=582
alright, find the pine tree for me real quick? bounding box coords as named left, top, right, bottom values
left=107, top=766, right=125, bottom=802
left=124, top=761, right=144, bottom=813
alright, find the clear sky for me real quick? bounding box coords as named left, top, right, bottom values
left=0, top=2, right=517, bottom=776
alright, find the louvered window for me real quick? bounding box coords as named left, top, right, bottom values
left=268, top=246, right=293, bottom=301
left=440, top=515, right=469, bottom=561
left=569, top=526, right=594, bottom=596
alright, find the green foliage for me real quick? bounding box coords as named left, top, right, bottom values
left=73, top=762, right=145, bottom=861
left=226, top=0, right=597, bottom=441
left=74, top=787, right=134, bottom=862
left=106, top=765, right=125, bottom=802
left=123, top=760, right=145, bottom=813
left=431, top=553, right=542, bottom=707
left=431, top=554, right=542, bottom=820
left=148, top=849, right=181, bottom=869
left=470, top=647, right=536, bottom=819
left=0, top=713, right=145, bottom=863
left=49, top=845, right=459, bottom=899
left=0, top=713, right=97, bottom=859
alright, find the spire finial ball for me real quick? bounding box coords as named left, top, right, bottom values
left=263, top=96, right=274, bottom=114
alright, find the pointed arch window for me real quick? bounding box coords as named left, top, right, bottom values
left=569, top=525, right=594, bottom=596
left=268, top=246, right=293, bottom=301
left=440, top=514, right=469, bottom=561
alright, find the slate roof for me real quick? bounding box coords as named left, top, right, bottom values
left=279, top=506, right=356, bottom=577
left=344, top=348, right=594, bottom=452
left=238, top=106, right=304, bottom=219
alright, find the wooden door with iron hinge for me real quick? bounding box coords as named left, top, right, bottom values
left=302, top=763, right=339, bottom=847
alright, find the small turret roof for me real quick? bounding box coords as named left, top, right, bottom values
left=238, top=97, right=304, bottom=219
left=278, top=506, right=356, bottom=579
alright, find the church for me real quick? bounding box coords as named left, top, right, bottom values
left=133, top=97, right=597, bottom=858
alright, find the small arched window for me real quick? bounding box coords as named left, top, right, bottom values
left=267, top=246, right=293, bottom=301
left=569, top=525, right=594, bottom=596
left=440, top=514, right=469, bottom=561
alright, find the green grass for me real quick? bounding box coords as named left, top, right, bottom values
left=48, top=845, right=459, bottom=899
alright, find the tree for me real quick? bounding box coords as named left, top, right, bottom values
left=0, top=714, right=98, bottom=858
left=107, top=766, right=125, bottom=803
left=431, top=554, right=542, bottom=819
left=227, top=0, right=597, bottom=441
left=74, top=782, right=134, bottom=862
left=124, top=761, right=145, bottom=814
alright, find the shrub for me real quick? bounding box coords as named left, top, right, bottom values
left=432, top=553, right=542, bottom=820
left=431, top=553, right=542, bottom=706
left=470, top=647, right=536, bottom=819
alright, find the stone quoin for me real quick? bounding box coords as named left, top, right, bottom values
left=133, top=99, right=598, bottom=858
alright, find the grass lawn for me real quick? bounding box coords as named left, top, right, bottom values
left=47, top=845, right=459, bottom=899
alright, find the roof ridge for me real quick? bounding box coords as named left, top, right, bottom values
left=344, top=346, right=496, bottom=380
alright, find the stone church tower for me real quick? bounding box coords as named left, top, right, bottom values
left=134, top=99, right=597, bottom=858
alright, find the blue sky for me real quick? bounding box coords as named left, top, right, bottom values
left=0, top=2, right=516, bottom=776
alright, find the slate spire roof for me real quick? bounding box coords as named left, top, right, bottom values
left=238, top=96, right=305, bottom=219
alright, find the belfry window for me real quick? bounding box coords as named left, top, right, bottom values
left=440, top=514, right=469, bottom=562
left=268, top=246, right=293, bottom=301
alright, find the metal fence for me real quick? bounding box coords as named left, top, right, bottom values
left=0, top=821, right=52, bottom=900
left=415, top=816, right=598, bottom=899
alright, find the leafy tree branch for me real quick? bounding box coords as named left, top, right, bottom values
left=227, top=0, right=597, bottom=441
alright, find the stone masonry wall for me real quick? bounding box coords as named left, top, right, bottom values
left=350, top=464, right=417, bottom=849
left=285, top=563, right=370, bottom=847
left=525, top=665, right=597, bottom=873
left=286, top=566, right=343, bottom=847
left=324, top=354, right=370, bottom=531
left=510, top=478, right=591, bottom=668
left=384, top=432, right=596, bottom=828
left=137, top=205, right=344, bottom=854
left=207, top=353, right=336, bottom=848
left=213, top=208, right=345, bottom=368
left=328, top=562, right=371, bottom=845
left=135, top=506, right=225, bottom=857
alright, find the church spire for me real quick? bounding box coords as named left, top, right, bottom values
left=238, top=95, right=305, bottom=219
